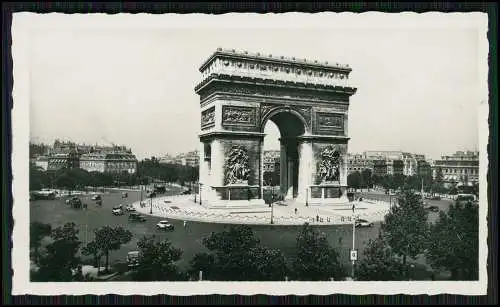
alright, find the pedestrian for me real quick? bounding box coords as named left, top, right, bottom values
left=183, top=220, right=187, bottom=228
left=316, top=214, right=319, bottom=222
left=294, top=208, right=298, bottom=215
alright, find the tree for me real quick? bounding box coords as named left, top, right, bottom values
left=432, top=167, right=444, bottom=194
left=52, top=173, right=77, bottom=190
left=81, top=241, right=103, bottom=274
left=35, top=222, right=81, bottom=281
left=361, top=169, right=373, bottom=189
left=292, top=223, right=346, bottom=281
left=30, top=222, right=52, bottom=265
left=190, top=225, right=288, bottom=281
left=356, top=233, right=406, bottom=281
left=250, top=246, right=288, bottom=281
left=347, top=171, right=362, bottom=191
left=426, top=201, right=479, bottom=280
left=188, top=252, right=216, bottom=281
left=94, top=226, right=132, bottom=272
left=382, top=188, right=429, bottom=277
left=133, top=235, right=183, bottom=281
left=392, top=174, right=406, bottom=190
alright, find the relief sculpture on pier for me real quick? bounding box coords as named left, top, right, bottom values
left=317, top=145, right=341, bottom=183
left=224, top=145, right=250, bottom=185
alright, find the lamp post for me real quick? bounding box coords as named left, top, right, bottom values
left=199, top=183, right=202, bottom=206
left=270, top=201, right=274, bottom=224
left=140, top=184, right=143, bottom=203
left=351, top=204, right=357, bottom=279
left=194, top=182, right=197, bottom=203
left=149, top=194, right=153, bottom=214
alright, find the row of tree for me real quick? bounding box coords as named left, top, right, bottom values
left=347, top=168, right=478, bottom=196
left=356, top=189, right=478, bottom=280
left=30, top=158, right=199, bottom=191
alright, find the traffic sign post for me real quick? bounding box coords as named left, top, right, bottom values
left=350, top=250, right=358, bottom=261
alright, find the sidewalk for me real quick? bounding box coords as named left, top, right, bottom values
left=132, top=195, right=391, bottom=226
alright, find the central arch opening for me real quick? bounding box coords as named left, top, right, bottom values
left=262, top=110, right=306, bottom=202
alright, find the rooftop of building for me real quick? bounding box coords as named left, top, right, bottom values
left=80, top=152, right=137, bottom=160
left=438, top=150, right=479, bottom=160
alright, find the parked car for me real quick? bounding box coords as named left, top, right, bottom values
left=125, top=205, right=136, bottom=212
left=355, top=219, right=374, bottom=228
left=91, top=194, right=101, bottom=201
left=112, top=205, right=124, bottom=215
left=156, top=220, right=174, bottom=231
left=181, top=190, right=191, bottom=195
left=68, top=197, right=83, bottom=209
left=127, top=251, right=140, bottom=268
left=425, top=205, right=440, bottom=212
left=128, top=213, right=147, bottom=222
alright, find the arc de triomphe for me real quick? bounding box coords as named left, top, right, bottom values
left=195, top=48, right=357, bottom=209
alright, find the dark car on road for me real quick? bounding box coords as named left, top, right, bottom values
left=425, top=205, right=440, bottom=212
left=181, top=190, right=191, bottom=195
left=128, top=213, right=147, bottom=222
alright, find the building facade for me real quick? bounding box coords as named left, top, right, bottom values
left=263, top=150, right=281, bottom=173
left=159, top=151, right=200, bottom=167
left=346, top=153, right=373, bottom=174
left=347, top=150, right=428, bottom=177
left=80, top=152, right=138, bottom=174
left=47, top=151, right=80, bottom=171
left=33, top=156, right=49, bottom=171
left=432, top=150, right=479, bottom=186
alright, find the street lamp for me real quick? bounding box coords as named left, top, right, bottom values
left=199, top=183, right=202, bottom=206
left=351, top=203, right=357, bottom=279
left=140, top=184, right=144, bottom=203
left=270, top=201, right=274, bottom=224
left=149, top=194, right=153, bottom=214
left=194, top=182, right=197, bottom=203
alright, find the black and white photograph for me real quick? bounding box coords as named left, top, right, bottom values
left=11, top=12, right=489, bottom=295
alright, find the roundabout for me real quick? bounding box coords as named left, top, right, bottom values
left=131, top=194, right=391, bottom=226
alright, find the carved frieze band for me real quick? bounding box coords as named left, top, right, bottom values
left=199, top=84, right=350, bottom=103
left=222, top=106, right=257, bottom=127
left=201, top=106, right=215, bottom=129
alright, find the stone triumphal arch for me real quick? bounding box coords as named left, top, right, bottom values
left=195, top=48, right=357, bottom=209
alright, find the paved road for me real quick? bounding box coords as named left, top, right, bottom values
left=30, top=189, right=382, bottom=271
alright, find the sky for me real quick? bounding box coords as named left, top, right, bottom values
left=22, top=13, right=487, bottom=160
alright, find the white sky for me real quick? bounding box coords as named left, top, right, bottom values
left=21, top=13, right=487, bottom=160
